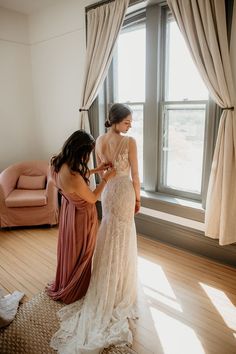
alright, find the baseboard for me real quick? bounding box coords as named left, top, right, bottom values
left=135, top=213, right=236, bottom=267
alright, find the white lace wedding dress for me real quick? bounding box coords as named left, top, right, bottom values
left=50, top=136, right=138, bottom=354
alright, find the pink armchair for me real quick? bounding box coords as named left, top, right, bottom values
left=0, top=160, right=59, bottom=228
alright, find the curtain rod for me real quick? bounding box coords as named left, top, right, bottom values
left=85, top=0, right=144, bottom=13
left=86, top=0, right=114, bottom=13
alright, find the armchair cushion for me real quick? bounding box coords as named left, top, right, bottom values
left=17, top=175, right=46, bottom=190
left=5, top=190, right=47, bottom=208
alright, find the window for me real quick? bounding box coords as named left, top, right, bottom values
left=160, top=16, right=209, bottom=199
left=161, top=103, right=206, bottom=195
left=97, top=3, right=218, bottom=207
left=114, top=22, right=146, bottom=183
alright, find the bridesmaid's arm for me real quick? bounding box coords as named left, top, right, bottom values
left=89, top=162, right=112, bottom=176
left=71, top=169, right=115, bottom=204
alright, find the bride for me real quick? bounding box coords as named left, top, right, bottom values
left=50, top=103, right=141, bottom=354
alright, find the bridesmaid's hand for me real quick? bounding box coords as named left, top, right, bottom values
left=103, top=167, right=116, bottom=181
left=95, top=162, right=113, bottom=173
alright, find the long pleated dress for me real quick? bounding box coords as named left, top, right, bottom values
left=46, top=167, right=98, bottom=304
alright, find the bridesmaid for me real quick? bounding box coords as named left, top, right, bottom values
left=46, top=130, right=115, bottom=304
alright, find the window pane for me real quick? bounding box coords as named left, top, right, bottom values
left=115, top=24, right=145, bottom=183
left=166, top=20, right=208, bottom=101
left=162, top=104, right=206, bottom=193
left=117, top=26, right=146, bottom=102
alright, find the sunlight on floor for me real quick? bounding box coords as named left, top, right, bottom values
left=138, top=257, right=177, bottom=299
left=150, top=307, right=206, bottom=354
left=142, top=286, right=183, bottom=312
left=200, top=283, right=236, bottom=331
left=138, top=256, right=183, bottom=311
left=138, top=256, right=206, bottom=353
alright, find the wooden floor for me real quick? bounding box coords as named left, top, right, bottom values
left=0, top=227, right=236, bottom=354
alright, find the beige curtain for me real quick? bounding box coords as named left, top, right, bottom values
left=79, top=0, right=129, bottom=131
left=166, top=0, right=236, bottom=245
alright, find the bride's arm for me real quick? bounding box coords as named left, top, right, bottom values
left=94, top=136, right=104, bottom=179
left=129, top=137, right=141, bottom=213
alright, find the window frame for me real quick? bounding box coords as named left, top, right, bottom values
left=91, top=1, right=220, bottom=213
left=158, top=100, right=209, bottom=201
left=157, top=9, right=212, bottom=202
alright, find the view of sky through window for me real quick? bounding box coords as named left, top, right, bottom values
left=166, top=21, right=208, bottom=101
left=117, top=26, right=146, bottom=182
left=117, top=27, right=146, bottom=103
left=163, top=20, right=208, bottom=193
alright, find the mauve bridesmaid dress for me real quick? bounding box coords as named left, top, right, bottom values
left=46, top=168, right=98, bottom=304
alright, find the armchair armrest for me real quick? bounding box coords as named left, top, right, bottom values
left=46, top=175, right=58, bottom=207
left=0, top=167, right=19, bottom=200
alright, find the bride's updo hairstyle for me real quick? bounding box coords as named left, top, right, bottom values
left=105, top=103, right=132, bottom=128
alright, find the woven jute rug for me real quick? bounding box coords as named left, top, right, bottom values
left=0, top=291, right=137, bottom=354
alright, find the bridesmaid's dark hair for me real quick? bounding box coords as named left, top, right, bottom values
left=105, top=103, right=132, bottom=128
left=51, top=130, right=95, bottom=184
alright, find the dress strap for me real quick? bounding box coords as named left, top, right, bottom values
left=112, top=136, right=129, bottom=163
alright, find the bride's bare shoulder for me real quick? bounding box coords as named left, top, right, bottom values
left=96, top=133, right=108, bottom=146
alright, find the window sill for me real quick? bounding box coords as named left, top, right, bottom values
left=140, top=190, right=205, bottom=223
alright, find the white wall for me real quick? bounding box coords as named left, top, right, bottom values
left=0, top=0, right=94, bottom=170
left=0, top=8, right=36, bottom=170
left=29, top=0, right=94, bottom=159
